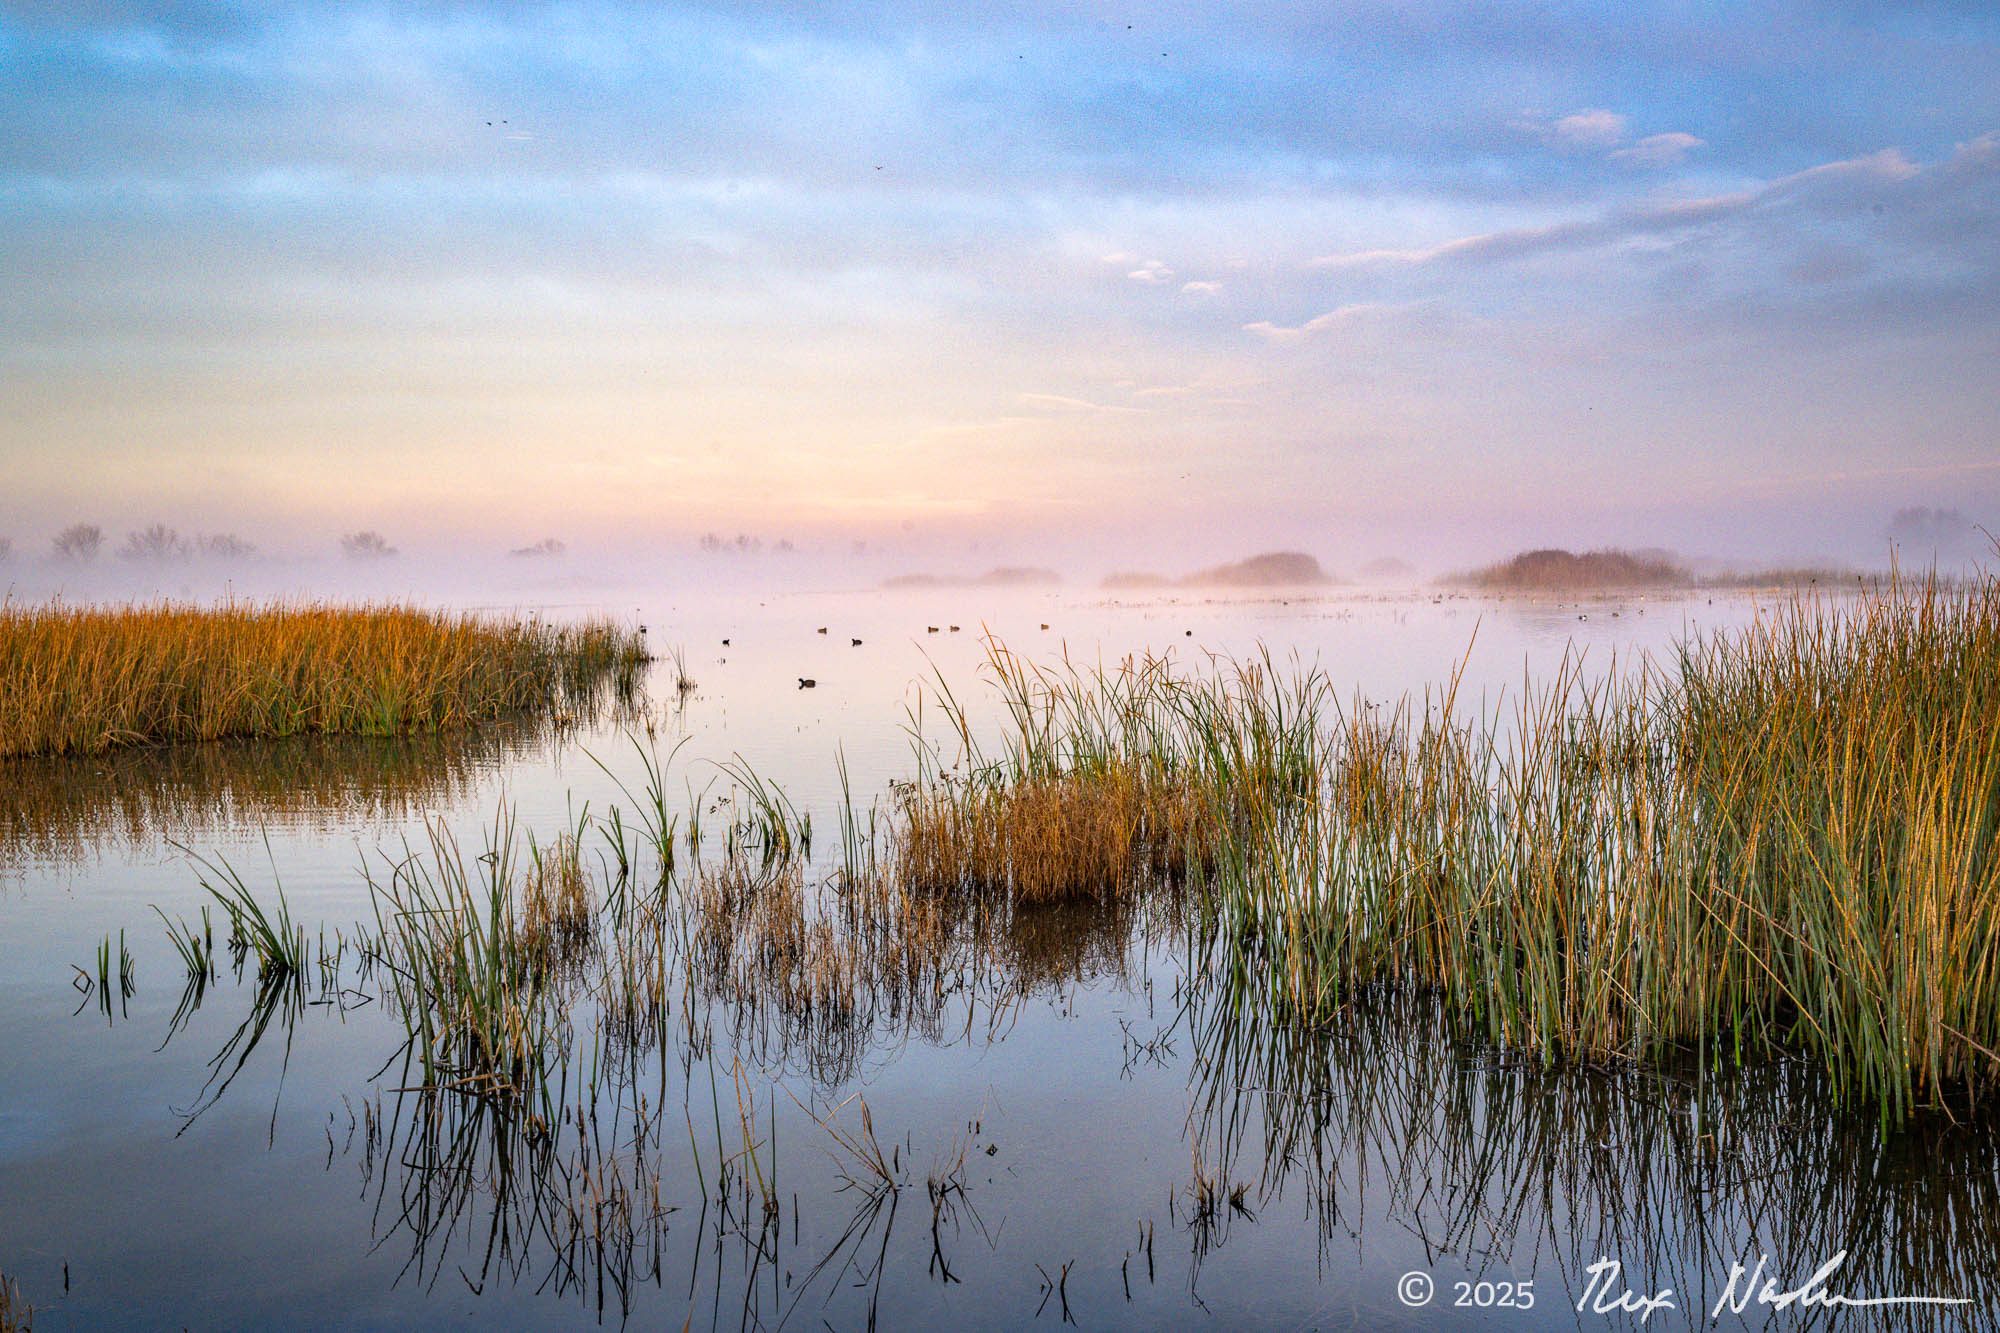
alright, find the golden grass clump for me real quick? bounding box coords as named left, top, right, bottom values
left=897, top=761, right=1215, bottom=904
left=686, top=860, right=868, bottom=1052
left=891, top=644, right=1318, bottom=904
left=0, top=600, right=647, bottom=759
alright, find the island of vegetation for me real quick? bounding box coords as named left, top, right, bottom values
left=1448, top=547, right=1691, bottom=591
left=1450, top=546, right=1885, bottom=593
left=1102, top=550, right=1336, bottom=590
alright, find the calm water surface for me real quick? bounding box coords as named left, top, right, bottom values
left=3, top=585, right=1993, bottom=1329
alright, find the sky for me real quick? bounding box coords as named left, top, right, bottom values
left=1, top=1, right=1996, bottom=575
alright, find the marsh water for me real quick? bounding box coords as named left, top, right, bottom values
left=3, top=585, right=1996, bottom=1330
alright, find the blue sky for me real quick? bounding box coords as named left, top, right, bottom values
left=2, top=2, right=1995, bottom=568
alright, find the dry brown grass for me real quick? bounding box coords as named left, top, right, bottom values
left=667, top=811, right=1175, bottom=1083
left=886, top=644, right=1319, bottom=907
left=0, top=600, right=646, bottom=758
left=895, top=760, right=1219, bottom=904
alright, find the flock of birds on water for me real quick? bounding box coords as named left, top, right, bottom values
left=790, top=622, right=1192, bottom=689
left=642, top=618, right=1187, bottom=690
left=636, top=595, right=1685, bottom=694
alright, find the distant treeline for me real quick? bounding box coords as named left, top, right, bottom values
left=12, top=523, right=399, bottom=563
left=0, top=524, right=575, bottom=564
left=699, top=532, right=797, bottom=555
left=41, top=523, right=266, bottom=563
left=0, top=525, right=844, bottom=563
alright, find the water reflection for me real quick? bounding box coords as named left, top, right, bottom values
left=2, top=721, right=547, bottom=873
left=131, top=812, right=1175, bottom=1325
left=1187, top=967, right=2000, bottom=1329
left=683, top=859, right=1182, bottom=1086
left=32, top=788, right=2000, bottom=1328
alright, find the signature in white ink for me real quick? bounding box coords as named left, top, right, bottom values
left=1711, top=1251, right=1971, bottom=1319
left=1577, top=1258, right=1678, bottom=1323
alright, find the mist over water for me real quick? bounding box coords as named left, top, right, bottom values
left=2, top=496, right=1991, bottom=617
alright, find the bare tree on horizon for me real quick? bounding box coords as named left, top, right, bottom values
left=197, top=533, right=257, bottom=560
left=52, top=523, right=103, bottom=562
left=340, top=530, right=397, bottom=559
left=120, top=523, right=191, bottom=562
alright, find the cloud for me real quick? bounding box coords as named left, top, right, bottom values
left=1610, top=132, right=1705, bottom=167
left=1552, top=108, right=1629, bottom=148
left=1242, top=302, right=1393, bottom=343
left=1944, top=130, right=2000, bottom=176
left=1308, top=145, right=1927, bottom=273
left=1180, top=279, right=1222, bottom=295
left=4, top=6, right=1996, bottom=550
left=1017, top=392, right=1145, bottom=414
left=1131, top=372, right=1265, bottom=399
left=1516, top=109, right=1703, bottom=169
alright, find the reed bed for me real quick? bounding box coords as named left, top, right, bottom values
left=0, top=600, right=647, bottom=758
left=1260, top=577, right=2000, bottom=1120
left=894, top=576, right=2000, bottom=1119
left=895, top=643, right=1321, bottom=903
